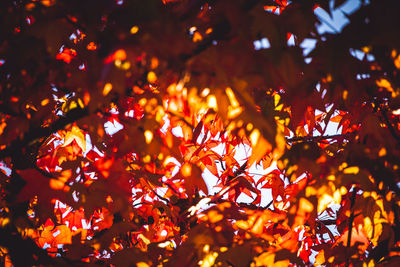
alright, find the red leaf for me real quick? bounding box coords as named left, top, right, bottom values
left=330, top=111, right=347, bottom=123
left=16, top=169, right=69, bottom=222
left=17, top=169, right=69, bottom=204
left=56, top=48, right=77, bottom=63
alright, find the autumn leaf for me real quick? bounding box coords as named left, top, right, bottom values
left=56, top=48, right=77, bottom=63
left=63, top=125, right=86, bottom=152
left=180, top=162, right=209, bottom=195
left=2, top=0, right=400, bottom=265
left=16, top=169, right=69, bottom=211
left=37, top=225, right=72, bottom=249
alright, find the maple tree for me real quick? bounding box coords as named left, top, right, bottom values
left=1, top=0, right=400, bottom=266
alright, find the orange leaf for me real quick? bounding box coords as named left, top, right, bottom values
left=37, top=225, right=72, bottom=249
left=63, top=126, right=86, bottom=152
left=330, top=111, right=347, bottom=123
left=56, top=48, right=77, bottom=63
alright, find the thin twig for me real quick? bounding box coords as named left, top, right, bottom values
left=286, top=132, right=355, bottom=143
left=150, top=187, right=169, bottom=204
left=380, top=108, right=400, bottom=146
left=345, top=188, right=357, bottom=267
left=0, top=107, right=89, bottom=160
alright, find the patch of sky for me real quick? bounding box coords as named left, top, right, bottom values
left=254, top=37, right=271, bottom=50
left=287, top=34, right=295, bottom=46
left=301, top=0, right=364, bottom=62
left=315, top=0, right=362, bottom=34
left=0, top=161, right=11, bottom=176
left=300, top=39, right=317, bottom=56
left=82, top=134, right=93, bottom=157
left=159, top=115, right=170, bottom=134
left=104, top=119, right=123, bottom=135
left=314, top=103, right=342, bottom=136
left=356, top=73, right=371, bottom=80
left=349, top=48, right=365, bottom=60
left=171, top=126, right=183, bottom=138
left=349, top=48, right=375, bottom=62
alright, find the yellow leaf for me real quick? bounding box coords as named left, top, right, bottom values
left=318, top=194, right=333, bottom=213
left=314, top=250, right=325, bottom=266
left=363, top=260, right=375, bottom=267
left=363, top=212, right=383, bottom=246
left=207, top=210, right=223, bottom=223
left=63, top=126, right=86, bottom=152
left=376, top=78, right=397, bottom=97
left=207, top=95, right=218, bottom=111
left=49, top=170, right=71, bottom=190
left=150, top=57, right=159, bottom=69
left=274, top=94, right=282, bottom=110
left=41, top=98, right=49, bottom=106
left=343, top=166, right=359, bottom=174
left=138, top=234, right=150, bottom=245
left=144, top=130, right=153, bottom=144
left=200, top=252, right=218, bottom=267
left=227, top=106, right=243, bottom=119
left=376, top=79, right=391, bottom=89
left=254, top=252, right=290, bottom=267
left=272, top=130, right=286, bottom=160
left=225, top=87, right=240, bottom=108
left=136, top=262, right=150, bottom=267
left=394, top=55, right=400, bottom=69
left=41, top=0, right=55, bottom=7
left=130, top=26, right=139, bottom=34
left=248, top=135, right=272, bottom=167
left=103, top=83, right=113, bottom=96
left=249, top=129, right=260, bottom=146
left=147, top=71, right=157, bottom=83
left=181, top=163, right=192, bottom=177
left=201, top=88, right=210, bottom=97
left=299, top=198, right=314, bottom=213
left=193, top=32, right=203, bottom=42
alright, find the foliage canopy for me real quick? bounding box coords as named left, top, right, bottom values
left=1, top=0, right=400, bottom=266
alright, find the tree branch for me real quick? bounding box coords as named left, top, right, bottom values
left=286, top=132, right=355, bottom=143
left=180, top=0, right=261, bottom=61
left=0, top=228, right=55, bottom=266
left=0, top=103, right=23, bottom=117
left=0, top=107, right=89, bottom=160
left=380, top=108, right=400, bottom=146
left=150, top=187, right=170, bottom=205
left=346, top=188, right=357, bottom=267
